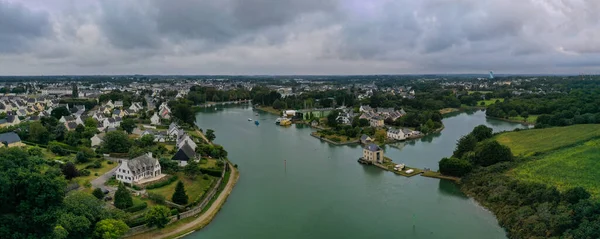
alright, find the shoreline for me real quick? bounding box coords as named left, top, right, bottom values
left=309, top=132, right=359, bottom=145
left=486, top=116, right=535, bottom=126
left=126, top=162, right=239, bottom=239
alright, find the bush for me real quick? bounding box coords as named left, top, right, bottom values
left=145, top=176, right=179, bottom=190
left=93, top=188, right=104, bottom=199
left=147, top=192, right=165, bottom=205
left=170, top=209, right=179, bottom=216
left=79, top=169, right=91, bottom=176
left=107, top=161, right=114, bottom=164
left=202, top=174, right=209, bottom=180
left=439, top=157, right=472, bottom=177
left=93, top=160, right=102, bottom=169
left=124, top=201, right=148, bottom=213
left=94, top=173, right=98, bottom=176
left=125, top=216, right=147, bottom=227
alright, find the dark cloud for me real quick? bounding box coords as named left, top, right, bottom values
left=0, top=1, right=51, bottom=53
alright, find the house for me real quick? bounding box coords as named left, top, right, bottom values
left=112, top=109, right=124, bottom=118
left=105, top=100, right=114, bottom=109
left=93, top=113, right=105, bottom=122
left=159, top=107, right=171, bottom=119
left=114, top=101, right=124, bottom=108
left=360, top=134, right=373, bottom=144
left=387, top=128, right=406, bottom=141
left=369, top=116, right=384, bottom=128
left=65, top=121, right=78, bottom=131
left=150, top=112, right=160, bottom=125
left=91, top=134, right=104, bottom=147
left=168, top=122, right=180, bottom=137
left=115, top=153, right=162, bottom=184
left=0, top=132, right=24, bottom=148
left=97, top=122, right=106, bottom=132
left=0, top=115, right=21, bottom=128
left=129, top=102, right=143, bottom=112
left=362, top=143, right=384, bottom=164
left=59, top=115, right=75, bottom=123
left=336, top=115, right=351, bottom=125
left=310, top=120, right=318, bottom=127
left=74, top=105, right=86, bottom=112
left=360, top=105, right=373, bottom=113
left=172, top=142, right=196, bottom=166
left=177, top=134, right=197, bottom=150
left=402, top=128, right=415, bottom=138
left=16, top=109, right=27, bottom=117
left=75, top=116, right=84, bottom=125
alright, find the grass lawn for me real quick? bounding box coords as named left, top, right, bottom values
left=313, top=132, right=359, bottom=144
left=199, top=158, right=218, bottom=169
left=477, top=98, right=504, bottom=106
left=508, top=115, right=538, bottom=124
left=147, top=172, right=215, bottom=204
left=159, top=142, right=176, bottom=151
left=73, top=160, right=118, bottom=188
left=508, top=139, right=600, bottom=198
left=495, top=124, right=600, bottom=156
left=439, top=108, right=460, bottom=115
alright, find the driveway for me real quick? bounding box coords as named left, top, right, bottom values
left=91, top=161, right=120, bottom=191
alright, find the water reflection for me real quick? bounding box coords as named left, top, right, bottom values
left=438, top=179, right=468, bottom=199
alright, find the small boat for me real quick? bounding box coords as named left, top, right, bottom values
left=279, top=118, right=292, bottom=126
left=248, top=118, right=252, bottom=121
left=255, top=120, right=259, bottom=125
left=275, top=118, right=283, bottom=125
left=255, top=113, right=259, bottom=116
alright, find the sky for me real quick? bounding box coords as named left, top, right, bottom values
left=0, top=0, right=599, bottom=75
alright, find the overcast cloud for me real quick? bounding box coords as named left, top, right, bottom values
left=0, top=0, right=598, bottom=75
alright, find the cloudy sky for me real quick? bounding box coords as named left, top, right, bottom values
left=0, top=0, right=599, bottom=75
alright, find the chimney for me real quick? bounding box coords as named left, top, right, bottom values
left=147, top=152, right=153, bottom=158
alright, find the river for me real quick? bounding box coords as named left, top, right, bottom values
left=188, top=106, right=525, bottom=239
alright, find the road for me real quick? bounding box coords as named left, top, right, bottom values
left=91, top=159, right=121, bottom=191
left=128, top=163, right=238, bottom=239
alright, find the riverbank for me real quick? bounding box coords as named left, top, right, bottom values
left=421, top=171, right=461, bottom=182
left=310, top=132, right=359, bottom=145
left=126, top=162, right=239, bottom=239
left=255, top=106, right=281, bottom=116
left=486, top=116, right=536, bottom=126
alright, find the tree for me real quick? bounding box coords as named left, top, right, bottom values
left=57, top=212, right=91, bottom=238
left=29, top=121, right=49, bottom=144
left=54, top=124, right=67, bottom=141
left=102, top=131, right=131, bottom=153
left=72, top=83, right=79, bottom=98
left=453, top=134, right=477, bottom=158
left=93, top=219, right=129, bottom=239
left=471, top=125, right=493, bottom=141
left=472, top=140, right=513, bottom=166
left=62, top=162, right=79, bottom=180
left=183, top=160, right=202, bottom=179
left=114, top=183, right=133, bottom=209
left=145, top=206, right=171, bottom=228
left=205, top=129, right=216, bottom=141
left=521, top=111, right=530, bottom=120
left=75, top=124, right=85, bottom=134
left=562, top=187, right=590, bottom=204
left=272, top=99, right=283, bottom=109
left=374, top=129, right=386, bottom=143
left=120, top=118, right=136, bottom=134
left=439, top=157, right=472, bottom=177
left=171, top=181, right=189, bottom=205
left=327, top=110, right=340, bottom=127
left=54, top=225, right=69, bottom=239
left=52, top=106, right=71, bottom=119
left=358, top=118, right=369, bottom=127
left=93, top=188, right=104, bottom=200
left=139, top=134, right=155, bottom=147
left=76, top=151, right=89, bottom=163
left=85, top=117, right=98, bottom=128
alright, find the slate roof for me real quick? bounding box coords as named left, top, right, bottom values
left=66, top=122, right=78, bottom=130
left=360, top=134, right=371, bottom=141
left=0, top=132, right=21, bottom=144
left=6, top=115, right=17, bottom=123
left=172, top=142, right=195, bottom=161
left=126, top=154, right=159, bottom=177
left=365, top=143, right=382, bottom=152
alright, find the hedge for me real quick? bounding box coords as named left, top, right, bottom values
left=200, top=168, right=222, bottom=177
left=145, top=175, right=179, bottom=190
left=125, top=216, right=147, bottom=227
left=124, top=201, right=148, bottom=213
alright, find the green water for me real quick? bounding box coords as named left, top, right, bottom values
left=189, top=106, right=525, bottom=239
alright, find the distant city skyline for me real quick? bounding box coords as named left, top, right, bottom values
left=1, top=0, right=599, bottom=75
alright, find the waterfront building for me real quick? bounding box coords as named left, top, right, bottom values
left=116, top=153, right=162, bottom=184
left=362, top=143, right=384, bottom=164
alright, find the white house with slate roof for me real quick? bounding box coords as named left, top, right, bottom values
left=115, top=153, right=161, bottom=184
left=150, top=112, right=160, bottom=125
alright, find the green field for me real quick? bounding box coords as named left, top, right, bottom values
left=477, top=98, right=504, bottom=106
left=495, top=124, right=600, bottom=156
left=508, top=115, right=538, bottom=124
left=468, top=91, right=492, bottom=95
left=509, top=139, right=600, bottom=198
left=147, top=172, right=215, bottom=205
